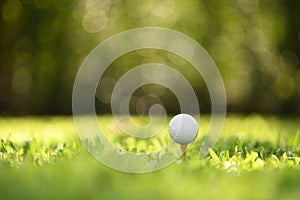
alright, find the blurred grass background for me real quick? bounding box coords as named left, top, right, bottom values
left=1, top=0, right=300, bottom=115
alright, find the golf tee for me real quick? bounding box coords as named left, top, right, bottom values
left=181, top=144, right=187, bottom=161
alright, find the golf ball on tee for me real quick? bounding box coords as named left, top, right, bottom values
left=168, top=114, right=199, bottom=145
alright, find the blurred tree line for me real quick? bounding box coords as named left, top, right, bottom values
left=0, top=0, right=299, bottom=115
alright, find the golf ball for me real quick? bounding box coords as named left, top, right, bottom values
left=168, top=114, right=199, bottom=145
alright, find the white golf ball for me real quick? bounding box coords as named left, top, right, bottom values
left=168, top=114, right=199, bottom=145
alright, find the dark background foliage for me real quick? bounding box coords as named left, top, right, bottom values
left=0, top=0, right=299, bottom=115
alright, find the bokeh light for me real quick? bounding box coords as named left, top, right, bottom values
left=82, top=9, right=108, bottom=33
left=12, top=67, right=32, bottom=95
left=1, top=0, right=22, bottom=23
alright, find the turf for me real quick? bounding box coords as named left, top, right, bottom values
left=0, top=115, right=299, bottom=200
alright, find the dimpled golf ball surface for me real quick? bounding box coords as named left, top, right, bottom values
left=168, top=114, right=199, bottom=145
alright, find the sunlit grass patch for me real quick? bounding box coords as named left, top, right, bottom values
left=0, top=115, right=299, bottom=169
left=0, top=115, right=299, bottom=200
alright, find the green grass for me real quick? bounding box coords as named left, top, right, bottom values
left=0, top=115, right=299, bottom=200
